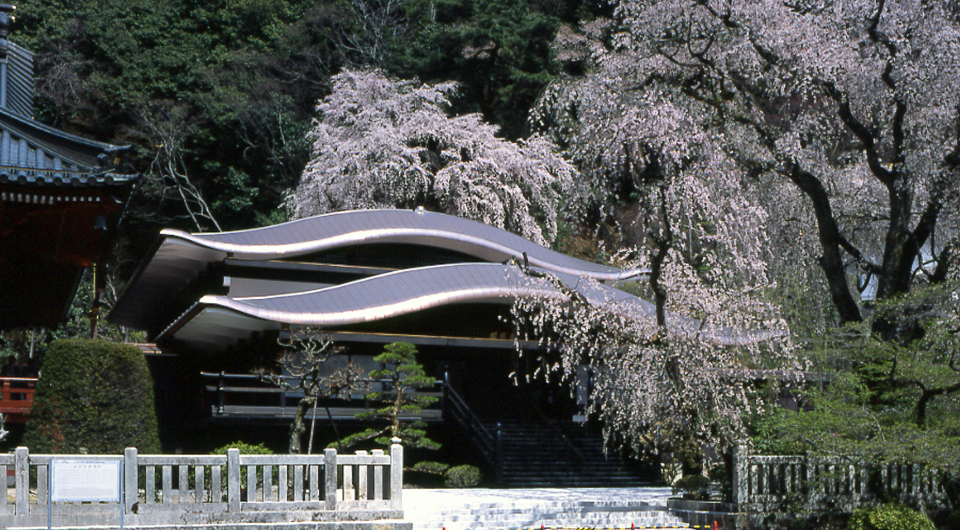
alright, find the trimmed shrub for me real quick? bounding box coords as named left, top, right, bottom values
left=210, top=441, right=274, bottom=456
left=22, top=339, right=160, bottom=454
left=444, top=465, right=481, bottom=488
left=672, top=474, right=712, bottom=500
left=211, top=441, right=274, bottom=491
left=412, top=461, right=449, bottom=475
left=847, top=503, right=935, bottom=530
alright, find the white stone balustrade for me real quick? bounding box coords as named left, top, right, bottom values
left=0, top=441, right=404, bottom=529
left=732, top=445, right=947, bottom=513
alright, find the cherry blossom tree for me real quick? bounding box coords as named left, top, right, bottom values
left=519, top=0, right=960, bottom=462
left=535, top=0, right=960, bottom=342
left=286, top=69, right=586, bottom=245
left=510, top=259, right=795, bottom=457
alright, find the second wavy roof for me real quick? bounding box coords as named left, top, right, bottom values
left=110, top=209, right=648, bottom=328
left=156, top=262, right=779, bottom=351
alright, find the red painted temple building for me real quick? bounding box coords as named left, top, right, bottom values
left=0, top=4, right=136, bottom=428
left=0, top=4, right=137, bottom=331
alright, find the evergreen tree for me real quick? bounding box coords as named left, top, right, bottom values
left=335, top=342, right=439, bottom=450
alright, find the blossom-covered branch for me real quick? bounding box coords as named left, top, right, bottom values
left=287, top=69, right=588, bottom=245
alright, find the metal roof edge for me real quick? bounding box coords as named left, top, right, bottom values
left=158, top=211, right=645, bottom=282
left=108, top=233, right=188, bottom=326
left=0, top=107, right=132, bottom=152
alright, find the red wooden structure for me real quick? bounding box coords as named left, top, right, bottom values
left=0, top=5, right=137, bottom=331
left=0, top=376, right=36, bottom=423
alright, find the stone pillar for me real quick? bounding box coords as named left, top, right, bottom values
left=124, top=448, right=138, bottom=512
left=324, top=448, right=337, bottom=510
left=227, top=448, right=240, bottom=511
left=390, top=438, right=403, bottom=510
left=732, top=444, right=749, bottom=506
left=15, top=447, right=28, bottom=515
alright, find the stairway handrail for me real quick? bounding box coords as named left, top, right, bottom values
left=442, top=372, right=496, bottom=465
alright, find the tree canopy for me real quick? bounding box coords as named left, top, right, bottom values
left=8, top=0, right=959, bottom=482
left=513, top=0, right=960, bottom=460
left=537, top=0, right=959, bottom=335
left=288, top=69, right=584, bottom=245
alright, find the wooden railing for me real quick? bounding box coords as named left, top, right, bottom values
left=0, top=442, right=403, bottom=527
left=201, top=371, right=443, bottom=421
left=732, top=446, right=947, bottom=512
left=0, top=378, right=36, bottom=423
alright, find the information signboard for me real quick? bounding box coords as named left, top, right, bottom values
left=50, top=459, right=122, bottom=503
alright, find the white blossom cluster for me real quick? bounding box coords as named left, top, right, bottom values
left=534, top=0, right=959, bottom=328
left=509, top=266, right=797, bottom=453
left=513, top=0, right=960, bottom=451
left=628, top=0, right=957, bottom=298
left=286, top=69, right=588, bottom=245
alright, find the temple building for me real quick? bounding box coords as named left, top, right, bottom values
left=0, top=5, right=137, bottom=330
left=110, top=208, right=665, bottom=485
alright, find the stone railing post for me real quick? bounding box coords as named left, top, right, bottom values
left=15, top=446, right=28, bottom=515
left=389, top=438, right=403, bottom=510
left=227, top=448, right=240, bottom=511
left=124, top=448, right=138, bottom=512
left=371, top=449, right=384, bottom=500
left=732, top=444, right=748, bottom=506
left=324, top=448, right=337, bottom=510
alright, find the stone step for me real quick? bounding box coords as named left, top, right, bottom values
left=403, top=488, right=684, bottom=530
left=485, top=421, right=649, bottom=487
left=407, top=511, right=686, bottom=530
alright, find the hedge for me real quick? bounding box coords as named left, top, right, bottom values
left=22, top=339, right=160, bottom=454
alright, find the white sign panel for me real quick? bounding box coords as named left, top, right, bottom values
left=51, top=459, right=122, bottom=502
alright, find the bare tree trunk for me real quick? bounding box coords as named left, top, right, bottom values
left=289, top=394, right=315, bottom=454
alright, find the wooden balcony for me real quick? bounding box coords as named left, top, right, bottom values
left=0, top=377, right=37, bottom=424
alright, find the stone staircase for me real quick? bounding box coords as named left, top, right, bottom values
left=403, top=487, right=687, bottom=530
left=491, top=420, right=651, bottom=487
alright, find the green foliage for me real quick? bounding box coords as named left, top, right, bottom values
left=15, top=0, right=328, bottom=233
left=671, top=474, right=712, bottom=500
left=391, top=0, right=561, bottom=139
left=754, top=282, right=960, bottom=488
left=411, top=461, right=449, bottom=475
left=22, top=339, right=160, bottom=454
left=9, top=0, right=609, bottom=244
left=210, top=441, right=274, bottom=491
left=847, top=503, right=935, bottom=530
left=444, top=464, right=482, bottom=488
left=11, top=0, right=598, bottom=240
left=210, top=441, right=274, bottom=456
left=367, top=342, right=435, bottom=395
left=334, top=342, right=439, bottom=450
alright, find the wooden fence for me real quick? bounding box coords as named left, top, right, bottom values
left=732, top=446, right=947, bottom=512
left=0, top=441, right=403, bottom=528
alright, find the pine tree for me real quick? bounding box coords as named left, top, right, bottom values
left=335, top=342, right=439, bottom=450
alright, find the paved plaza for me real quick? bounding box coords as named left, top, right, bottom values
left=402, top=487, right=682, bottom=530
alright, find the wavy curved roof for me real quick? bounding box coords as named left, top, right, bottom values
left=163, top=209, right=643, bottom=279
left=158, top=263, right=779, bottom=351
left=110, top=209, right=647, bottom=328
